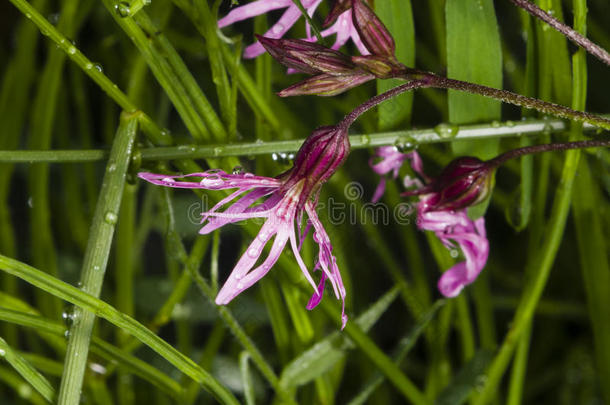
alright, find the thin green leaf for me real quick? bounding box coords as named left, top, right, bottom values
left=375, top=0, right=415, bottom=130
left=435, top=350, right=494, bottom=405
left=239, top=352, right=256, bottom=405
left=348, top=299, right=446, bottom=405
left=0, top=337, right=55, bottom=403
left=446, top=0, right=502, bottom=159
left=279, top=285, right=401, bottom=388
left=0, top=255, right=239, bottom=405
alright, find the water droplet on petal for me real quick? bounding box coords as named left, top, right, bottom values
left=272, top=24, right=284, bottom=35
left=200, top=176, right=223, bottom=187
left=247, top=248, right=259, bottom=258
left=162, top=177, right=175, bottom=183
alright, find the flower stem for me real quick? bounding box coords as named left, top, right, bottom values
left=508, top=0, right=610, bottom=67
left=339, top=79, right=430, bottom=129
left=419, top=73, right=610, bottom=130
left=487, top=139, right=610, bottom=168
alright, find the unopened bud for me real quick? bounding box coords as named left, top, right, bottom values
left=403, top=157, right=494, bottom=212
left=352, top=0, right=396, bottom=57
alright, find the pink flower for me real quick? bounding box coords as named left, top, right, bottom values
left=369, top=146, right=425, bottom=203
left=139, top=126, right=350, bottom=328
left=370, top=148, right=490, bottom=298
left=217, top=0, right=366, bottom=59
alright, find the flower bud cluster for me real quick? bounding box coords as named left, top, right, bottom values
left=258, top=0, right=407, bottom=96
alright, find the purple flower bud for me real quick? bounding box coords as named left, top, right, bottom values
left=403, top=156, right=494, bottom=212
left=351, top=0, right=396, bottom=57
left=351, top=55, right=406, bottom=79
left=277, top=72, right=374, bottom=97
left=257, top=35, right=356, bottom=74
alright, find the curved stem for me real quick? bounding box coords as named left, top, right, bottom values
left=339, top=79, right=430, bottom=129
left=508, top=0, right=610, bottom=67
left=421, top=73, right=610, bottom=130
left=487, top=139, right=610, bottom=168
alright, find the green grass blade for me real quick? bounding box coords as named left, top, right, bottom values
left=375, top=0, right=415, bottom=130
left=0, top=256, right=238, bottom=404
left=446, top=0, right=502, bottom=159
left=57, top=114, right=138, bottom=405
left=0, top=337, right=55, bottom=403
left=279, top=286, right=401, bottom=389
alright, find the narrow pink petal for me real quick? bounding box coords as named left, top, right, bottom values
left=200, top=188, right=279, bottom=234
left=305, top=202, right=347, bottom=327
left=244, top=6, right=303, bottom=58
left=218, top=0, right=291, bottom=28
left=138, top=171, right=280, bottom=190
left=438, top=262, right=468, bottom=298
left=371, top=177, right=387, bottom=204
left=306, top=270, right=326, bottom=309
left=289, top=222, right=319, bottom=292
left=215, top=220, right=277, bottom=305
left=238, top=230, right=291, bottom=292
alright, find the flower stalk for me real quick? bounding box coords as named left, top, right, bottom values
left=508, top=0, right=610, bottom=67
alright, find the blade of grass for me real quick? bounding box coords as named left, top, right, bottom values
left=473, top=1, right=587, bottom=398
left=0, top=256, right=239, bottom=404
left=346, top=300, right=445, bottom=405
left=375, top=0, right=415, bottom=130
left=7, top=0, right=171, bottom=145
left=57, top=113, right=138, bottom=404
left=0, top=308, right=183, bottom=397
left=446, top=0, right=503, bottom=159
left=0, top=337, right=55, bottom=403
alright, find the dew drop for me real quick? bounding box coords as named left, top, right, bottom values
left=272, top=24, right=284, bottom=34
left=107, top=163, right=116, bottom=172
left=232, top=166, right=244, bottom=175
left=62, top=306, right=77, bottom=326
left=236, top=282, right=244, bottom=290
left=64, top=330, right=71, bottom=339
left=450, top=249, right=459, bottom=258
left=434, top=123, right=460, bottom=139
left=247, top=248, right=259, bottom=258
left=360, top=134, right=371, bottom=145
left=491, top=120, right=501, bottom=128
left=104, top=211, right=118, bottom=224
left=85, top=62, right=93, bottom=70
left=213, top=147, right=223, bottom=156
left=27, top=197, right=34, bottom=208
left=162, top=177, right=175, bottom=183
left=199, top=176, right=223, bottom=187
left=244, top=173, right=254, bottom=178
left=93, top=63, right=103, bottom=73
left=0, top=348, right=5, bottom=357
left=67, top=46, right=76, bottom=55
left=115, top=1, right=131, bottom=17
left=506, top=120, right=515, bottom=128
left=234, top=274, right=242, bottom=280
